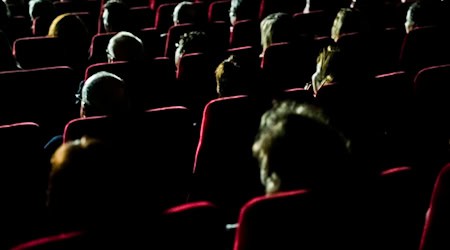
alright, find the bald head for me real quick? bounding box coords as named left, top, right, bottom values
left=81, top=71, right=129, bottom=117
left=107, top=31, right=144, bottom=62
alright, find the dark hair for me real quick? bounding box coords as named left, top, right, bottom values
left=177, top=31, right=209, bottom=54
left=253, top=101, right=352, bottom=190
left=103, top=0, right=130, bottom=32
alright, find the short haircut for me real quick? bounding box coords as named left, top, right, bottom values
left=173, top=1, right=198, bottom=25
left=48, top=13, right=89, bottom=41
left=260, top=12, right=294, bottom=50
left=81, top=71, right=129, bottom=117
left=28, top=0, right=55, bottom=20
left=253, top=101, right=351, bottom=190
left=107, top=31, right=144, bottom=62
left=176, top=30, right=208, bottom=54
left=215, top=55, right=246, bottom=97
left=331, top=8, right=364, bottom=42
left=407, top=1, right=441, bottom=28
left=102, top=0, right=130, bottom=32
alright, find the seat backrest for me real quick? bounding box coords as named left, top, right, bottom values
left=88, top=32, right=117, bottom=64
left=176, top=52, right=216, bottom=114
left=154, top=2, right=178, bottom=33
left=229, top=19, right=260, bottom=49
left=84, top=60, right=129, bottom=80
left=8, top=16, right=32, bottom=41
left=0, top=122, right=48, bottom=249
left=161, top=201, right=226, bottom=250
left=420, top=163, right=450, bottom=250
left=32, top=16, right=54, bottom=36
left=412, top=64, right=450, bottom=166
left=235, top=189, right=337, bottom=250
left=293, top=10, right=335, bottom=38
left=399, top=26, right=450, bottom=75
left=373, top=166, right=429, bottom=250
left=191, top=95, right=271, bottom=223
left=261, top=41, right=315, bottom=91
left=63, top=106, right=195, bottom=209
left=130, top=6, right=155, bottom=30
left=150, top=0, right=181, bottom=11
left=138, top=27, right=164, bottom=58
left=208, top=0, right=231, bottom=23
left=13, top=36, right=66, bottom=69
left=376, top=27, right=405, bottom=74
left=235, top=187, right=370, bottom=250
left=413, top=64, right=450, bottom=104
left=0, top=66, right=79, bottom=138
left=164, top=22, right=197, bottom=58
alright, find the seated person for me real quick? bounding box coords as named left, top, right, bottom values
left=45, top=72, right=130, bottom=158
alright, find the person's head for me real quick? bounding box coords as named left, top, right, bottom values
left=229, top=0, right=259, bottom=26
left=28, top=0, right=55, bottom=20
left=102, top=0, right=130, bottom=33
left=48, top=136, right=119, bottom=229
left=80, top=71, right=130, bottom=117
left=174, top=30, right=208, bottom=69
left=405, top=0, right=441, bottom=33
left=172, top=1, right=198, bottom=25
left=215, top=55, right=248, bottom=97
left=260, top=12, right=295, bottom=52
left=253, top=101, right=351, bottom=195
left=48, top=13, right=89, bottom=47
left=331, top=8, right=364, bottom=42
left=107, top=31, right=144, bottom=62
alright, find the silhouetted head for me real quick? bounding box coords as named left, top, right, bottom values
left=253, top=101, right=352, bottom=194
left=331, top=8, right=365, bottom=42
left=107, top=31, right=144, bottom=62
left=260, top=12, right=294, bottom=52
left=173, top=1, right=198, bottom=25
left=80, top=71, right=130, bottom=117
left=215, top=55, right=249, bottom=97
left=48, top=137, right=119, bottom=230
left=28, top=0, right=55, bottom=20
left=102, top=0, right=130, bottom=32
left=405, top=0, right=441, bottom=33
left=174, top=30, right=208, bottom=68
